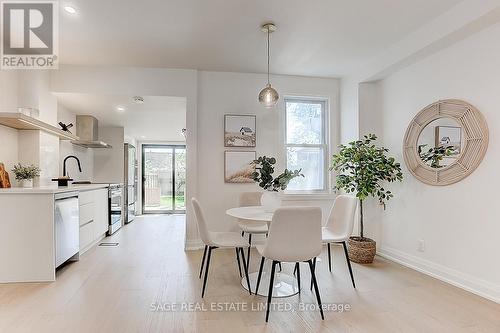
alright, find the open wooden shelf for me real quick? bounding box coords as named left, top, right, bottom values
left=0, top=112, right=79, bottom=140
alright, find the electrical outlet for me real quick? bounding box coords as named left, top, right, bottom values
left=418, top=239, right=425, bottom=252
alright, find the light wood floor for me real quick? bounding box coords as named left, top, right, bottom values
left=0, top=215, right=499, bottom=333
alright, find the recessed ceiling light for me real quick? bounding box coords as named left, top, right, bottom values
left=64, top=6, right=77, bottom=14
left=140, top=135, right=146, bottom=139
left=116, top=106, right=125, bottom=112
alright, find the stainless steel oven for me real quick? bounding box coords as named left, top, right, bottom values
left=108, top=184, right=123, bottom=235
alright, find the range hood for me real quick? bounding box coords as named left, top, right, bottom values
left=71, top=115, right=112, bottom=148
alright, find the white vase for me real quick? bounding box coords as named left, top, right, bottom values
left=261, top=191, right=281, bottom=212
left=20, top=179, right=33, bottom=188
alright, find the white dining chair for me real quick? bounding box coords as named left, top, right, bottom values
left=238, top=192, right=268, bottom=270
left=254, top=207, right=324, bottom=322
left=191, top=198, right=252, bottom=298
left=322, top=194, right=358, bottom=288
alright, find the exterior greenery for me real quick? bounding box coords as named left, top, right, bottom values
left=159, top=195, right=185, bottom=210
left=11, top=163, right=41, bottom=181
left=252, top=156, right=303, bottom=192
left=330, top=134, right=403, bottom=239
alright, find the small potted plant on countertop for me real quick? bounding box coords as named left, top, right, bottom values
left=12, top=163, right=41, bottom=188
left=252, top=156, right=304, bottom=211
left=330, top=134, right=403, bottom=264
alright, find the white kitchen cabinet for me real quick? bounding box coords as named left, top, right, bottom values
left=94, top=188, right=109, bottom=238
left=79, top=188, right=109, bottom=254
left=79, top=190, right=94, bottom=205
left=79, top=202, right=95, bottom=226
left=0, top=184, right=109, bottom=283
left=79, top=221, right=95, bottom=251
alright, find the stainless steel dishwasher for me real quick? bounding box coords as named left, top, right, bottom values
left=54, top=192, right=80, bottom=267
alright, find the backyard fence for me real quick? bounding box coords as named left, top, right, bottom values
left=144, top=174, right=161, bottom=206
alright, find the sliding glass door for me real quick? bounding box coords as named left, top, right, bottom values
left=142, top=145, right=186, bottom=214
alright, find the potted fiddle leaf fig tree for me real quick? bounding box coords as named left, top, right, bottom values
left=252, top=156, right=303, bottom=211
left=330, top=134, right=403, bottom=264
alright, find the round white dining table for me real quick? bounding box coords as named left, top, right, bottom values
left=226, top=206, right=299, bottom=298
left=226, top=206, right=274, bottom=222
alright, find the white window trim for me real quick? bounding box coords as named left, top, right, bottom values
left=283, top=96, right=330, bottom=193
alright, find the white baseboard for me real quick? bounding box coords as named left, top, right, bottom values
left=378, top=246, right=500, bottom=304
left=185, top=238, right=204, bottom=251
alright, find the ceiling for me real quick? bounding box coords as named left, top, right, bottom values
left=59, top=0, right=463, bottom=77
left=55, top=93, right=186, bottom=141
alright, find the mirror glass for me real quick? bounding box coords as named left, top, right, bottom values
left=417, top=118, right=463, bottom=169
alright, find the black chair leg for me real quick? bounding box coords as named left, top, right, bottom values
left=310, top=257, right=317, bottom=290
left=201, top=246, right=214, bottom=298
left=247, top=234, right=252, bottom=270
left=239, top=248, right=252, bottom=295
left=266, top=261, right=277, bottom=322
left=255, top=257, right=265, bottom=294
left=241, top=231, right=244, bottom=237
left=199, top=245, right=207, bottom=279
left=295, top=263, right=301, bottom=292
left=308, top=259, right=324, bottom=320
left=342, top=241, right=356, bottom=288
left=236, top=248, right=242, bottom=277
left=327, top=243, right=332, bottom=272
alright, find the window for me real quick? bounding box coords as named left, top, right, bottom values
left=285, top=98, right=328, bottom=192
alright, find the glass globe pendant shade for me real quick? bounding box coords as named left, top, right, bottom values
left=258, top=84, right=279, bottom=108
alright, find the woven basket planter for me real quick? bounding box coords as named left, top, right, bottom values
left=348, top=237, right=376, bottom=264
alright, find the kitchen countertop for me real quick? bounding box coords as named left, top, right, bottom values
left=0, top=183, right=111, bottom=194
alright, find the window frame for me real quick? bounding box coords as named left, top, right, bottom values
left=284, top=97, right=329, bottom=193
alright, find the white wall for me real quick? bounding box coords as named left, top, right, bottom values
left=196, top=71, right=340, bottom=235
left=0, top=126, right=18, bottom=185
left=58, top=105, right=94, bottom=181
left=0, top=71, right=19, bottom=183
left=0, top=71, right=60, bottom=186
left=15, top=71, right=60, bottom=186
left=93, top=127, right=125, bottom=184
left=376, top=22, right=500, bottom=303
left=339, top=77, right=359, bottom=143
left=0, top=71, right=18, bottom=111
left=358, top=82, right=383, bottom=139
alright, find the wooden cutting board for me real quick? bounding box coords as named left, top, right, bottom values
left=0, top=163, right=12, bottom=188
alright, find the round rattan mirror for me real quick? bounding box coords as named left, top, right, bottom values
left=403, top=99, right=488, bottom=186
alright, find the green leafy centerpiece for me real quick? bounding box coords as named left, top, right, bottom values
left=330, top=134, right=403, bottom=263
left=252, top=156, right=303, bottom=211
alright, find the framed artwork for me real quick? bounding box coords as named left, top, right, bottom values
left=224, top=151, right=256, bottom=183
left=435, top=125, right=462, bottom=155
left=224, top=114, right=256, bottom=147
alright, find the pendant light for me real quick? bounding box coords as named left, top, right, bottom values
left=258, top=23, right=279, bottom=108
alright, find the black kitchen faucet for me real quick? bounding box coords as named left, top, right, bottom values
left=63, top=155, right=82, bottom=177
